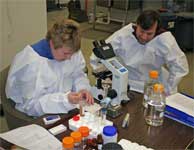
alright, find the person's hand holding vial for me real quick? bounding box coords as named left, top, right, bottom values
left=67, top=90, right=94, bottom=105
left=79, top=89, right=94, bottom=105
left=68, top=90, right=94, bottom=116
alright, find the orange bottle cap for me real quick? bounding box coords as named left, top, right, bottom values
left=153, top=84, right=164, bottom=92
left=62, top=137, right=74, bottom=148
left=71, top=131, right=82, bottom=143
left=149, top=70, right=158, bottom=79
left=78, top=126, right=89, bottom=137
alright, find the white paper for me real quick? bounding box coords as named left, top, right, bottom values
left=0, top=124, right=62, bottom=150
left=118, top=139, right=154, bottom=150
left=166, top=93, right=194, bottom=116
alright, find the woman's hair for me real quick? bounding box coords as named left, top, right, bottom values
left=136, top=10, right=161, bottom=31
left=46, top=19, right=80, bottom=52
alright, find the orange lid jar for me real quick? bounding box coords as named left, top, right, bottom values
left=71, top=131, right=82, bottom=143
left=78, top=126, right=89, bottom=137
left=62, top=136, right=74, bottom=150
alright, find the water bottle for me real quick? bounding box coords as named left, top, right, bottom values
left=143, top=70, right=159, bottom=108
left=145, top=84, right=166, bottom=127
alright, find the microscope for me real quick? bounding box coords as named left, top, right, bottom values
left=92, top=40, right=130, bottom=118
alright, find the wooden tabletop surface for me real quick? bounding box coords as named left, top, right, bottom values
left=1, top=91, right=193, bottom=150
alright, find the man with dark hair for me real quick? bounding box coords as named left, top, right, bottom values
left=91, top=10, right=188, bottom=95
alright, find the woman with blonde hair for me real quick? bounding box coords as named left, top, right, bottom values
left=6, top=19, right=94, bottom=116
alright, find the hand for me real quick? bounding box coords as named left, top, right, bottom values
left=67, top=92, right=82, bottom=104
left=79, top=89, right=94, bottom=105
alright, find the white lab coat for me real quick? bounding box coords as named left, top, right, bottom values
left=6, top=45, right=91, bottom=116
left=90, top=23, right=189, bottom=94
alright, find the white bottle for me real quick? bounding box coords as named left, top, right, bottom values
left=145, top=84, right=166, bottom=127
left=102, top=126, right=118, bottom=144
left=143, top=70, right=159, bottom=108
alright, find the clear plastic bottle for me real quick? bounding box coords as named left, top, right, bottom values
left=144, top=84, right=166, bottom=127
left=143, top=70, right=159, bottom=108
left=62, top=136, right=74, bottom=150
left=100, top=97, right=111, bottom=125
left=100, top=106, right=107, bottom=125
left=70, top=131, right=82, bottom=150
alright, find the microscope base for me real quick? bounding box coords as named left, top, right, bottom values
left=107, top=105, right=123, bottom=118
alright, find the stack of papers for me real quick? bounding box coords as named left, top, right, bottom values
left=165, top=93, right=194, bottom=128
left=0, top=124, right=62, bottom=150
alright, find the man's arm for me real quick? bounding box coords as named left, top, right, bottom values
left=159, top=33, right=189, bottom=94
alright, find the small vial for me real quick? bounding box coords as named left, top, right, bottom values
left=85, top=138, right=98, bottom=149
left=70, top=131, right=82, bottom=150
left=121, top=113, right=130, bottom=128
left=62, top=136, right=74, bottom=150
left=97, top=134, right=103, bottom=150
left=79, top=96, right=86, bottom=117
left=101, top=107, right=107, bottom=125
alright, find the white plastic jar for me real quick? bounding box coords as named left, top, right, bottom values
left=102, top=126, right=118, bottom=144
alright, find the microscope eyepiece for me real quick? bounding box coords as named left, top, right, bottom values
left=93, top=40, right=100, bottom=48
left=99, top=40, right=106, bottom=45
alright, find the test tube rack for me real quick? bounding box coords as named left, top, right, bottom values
left=68, top=112, right=113, bottom=138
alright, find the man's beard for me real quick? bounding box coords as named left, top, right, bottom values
left=138, top=38, right=147, bottom=45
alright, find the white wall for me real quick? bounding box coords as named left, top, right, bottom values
left=0, top=0, right=47, bottom=71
